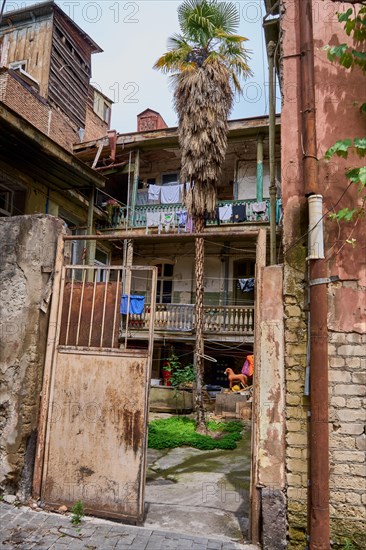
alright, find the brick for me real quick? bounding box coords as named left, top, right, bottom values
left=355, top=435, right=366, bottom=451
left=287, top=487, right=307, bottom=500
left=286, top=432, right=307, bottom=446
left=329, top=332, right=346, bottom=344
left=350, top=463, right=366, bottom=477
left=330, top=491, right=346, bottom=503
left=287, top=458, right=307, bottom=474
left=346, top=397, right=363, bottom=408
left=331, top=463, right=350, bottom=476
left=285, top=305, right=302, bottom=317
left=330, top=396, right=346, bottom=407
left=345, top=333, right=362, bottom=344
left=337, top=423, right=364, bottom=435
left=287, top=421, right=303, bottom=432
left=345, top=492, right=362, bottom=505
left=329, top=356, right=345, bottom=368
left=286, top=394, right=301, bottom=406
left=329, top=434, right=356, bottom=450
left=337, top=345, right=365, bottom=356
left=287, top=447, right=303, bottom=459
left=351, top=372, right=366, bottom=385
left=334, top=385, right=366, bottom=397
left=329, top=370, right=352, bottom=383
left=287, top=381, right=305, bottom=393
left=333, top=451, right=365, bottom=463
left=336, top=409, right=365, bottom=422
left=286, top=343, right=307, bottom=356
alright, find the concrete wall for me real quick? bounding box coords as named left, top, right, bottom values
left=281, top=1, right=366, bottom=547
left=0, top=215, right=63, bottom=497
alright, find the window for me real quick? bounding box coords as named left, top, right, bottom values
left=162, top=173, right=178, bottom=185
left=0, top=185, right=13, bottom=216
left=155, top=263, right=174, bottom=304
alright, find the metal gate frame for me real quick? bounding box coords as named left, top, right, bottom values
left=33, top=235, right=157, bottom=521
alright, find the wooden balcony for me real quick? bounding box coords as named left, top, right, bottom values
left=97, top=198, right=283, bottom=231
left=127, top=303, right=254, bottom=337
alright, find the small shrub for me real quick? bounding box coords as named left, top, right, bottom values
left=70, top=500, right=84, bottom=525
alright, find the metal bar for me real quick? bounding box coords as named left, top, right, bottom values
left=256, top=134, right=264, bottom=202
left=124, top=268, right=131, bottom=350
left=63, top=230, right=261, bottom=241
left=111, top=269, right=121, bottom=348
left=75, top=267, right=87, bottom=346
left=99, top=268, right=110, bottom=348
left=39, top=264, right=67, bottom=500
left=130, top=149, right=140, bottom=226
left=88, top=268, right=98, bottom=347
left=268, top=40, right=277, bottom=266
left=65, top=268, right=74, bottom=346
left=32, top=234, right=65, bottom=499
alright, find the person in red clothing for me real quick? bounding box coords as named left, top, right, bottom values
left=162, top=360, right=172, bottom=386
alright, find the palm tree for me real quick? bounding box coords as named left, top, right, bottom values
left=154, top=0, right=251, bottom=431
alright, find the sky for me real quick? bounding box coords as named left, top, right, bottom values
left=5, top=0, right=278, bottom=133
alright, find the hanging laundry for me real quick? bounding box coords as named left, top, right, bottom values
left=136, top=191, right=148, bottom=205
left=120, top=294, right=145, bottom=315
left=161, top=184, right=180, bottom=204
left=160, top=211, right=175, bottom=232
left=148, top=184, right=161, bottom=202
left=237, top=278, right=255, bottom=293
left=146, top=210, right=161, bottom=234
left=232, top=204, right=247, bottom=223
left=186, top=215, right=194, bottom=233
left=252, top=201, right=267, bottom=213
left=218, top=204, right=233, bottom=222
left=177, top=210, right=188, bottom=233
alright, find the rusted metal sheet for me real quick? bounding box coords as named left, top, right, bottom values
left=41, top=351, right=149, bottom=521
left=59, top=281, right=121, bottom=348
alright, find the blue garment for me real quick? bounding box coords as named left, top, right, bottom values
left=120, top=295, right=145, bottom=315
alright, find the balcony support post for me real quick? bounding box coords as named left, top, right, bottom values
left=256, top=134, right=264, bottom=202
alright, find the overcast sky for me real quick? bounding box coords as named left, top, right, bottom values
left=6, top=0, right=277, bottom=132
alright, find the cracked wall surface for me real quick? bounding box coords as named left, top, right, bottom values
left=0, top=215, right=63, bottom=497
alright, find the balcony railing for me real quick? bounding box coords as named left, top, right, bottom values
left=97, top=198, right=282, bottom=231
left=127, top=303, right=254, bottom=335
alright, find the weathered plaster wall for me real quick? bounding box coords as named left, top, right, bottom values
left=0, top=215, right=63, bottom=497
left=281, top=1, right=366, bottom=547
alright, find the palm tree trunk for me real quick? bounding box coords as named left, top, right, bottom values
left=194, top=214, right=207, bottom=433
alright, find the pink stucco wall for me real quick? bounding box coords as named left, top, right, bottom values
left=281, top=1, right=366, bottom=546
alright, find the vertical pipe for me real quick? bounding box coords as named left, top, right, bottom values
left=256, top=134, right=264, bottom=202
left=86, top=184, right=95, bottom=262
left=299, top=1, right=330, bottom=547
left=0, top=0, right=7, bottom=26
left=130, top=149, right=140, bottom=227
left=268, top=41, right=277, bottom=266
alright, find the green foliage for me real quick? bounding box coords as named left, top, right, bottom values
left=70, top=500, right=84, bottom=525
left=154, top=0, right=252, bottom=92
left=148, top=416, right=243, bottom=450
left=324, top=4, right=366, bottom=226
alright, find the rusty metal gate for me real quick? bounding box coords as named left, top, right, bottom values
left=33, top=248, right=157, bottom=522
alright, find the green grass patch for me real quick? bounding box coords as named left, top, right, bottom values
left=148, top=416, right=243, bottom=450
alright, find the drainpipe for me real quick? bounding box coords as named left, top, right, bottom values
left=256, top=134, right=264, bottom=202
left=299, top=1, right=330, bottom=548
left=0, top=0, right=6, bottom=26
left=130, top=149, right=140, bottom=227
left=86, top=185, right=96, bottom=280
left=268, top=41, right=277, bottom=266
